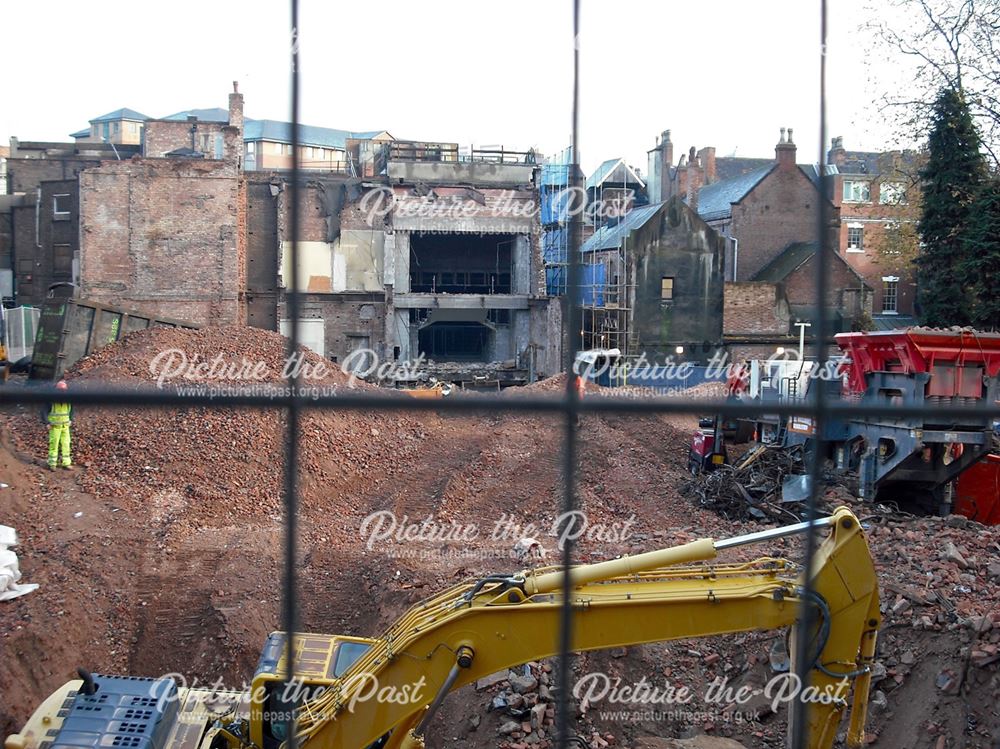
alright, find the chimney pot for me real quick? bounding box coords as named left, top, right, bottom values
left=787, top=128, right=794, bottom=144
left=780, top=127, right=786, bottom=144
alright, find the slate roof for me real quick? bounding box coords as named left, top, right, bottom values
left=69, top=128, right=90, bottom=138
left=871, top=314, right=917, bottom=331
left=752, top=241, right=818, bottom=282
left=580, top=202, right=663, bottom=253
left=696, top=164, right=774, bottom=221
left=243, top=120, right=384, bottom=149
left=161, top=108, right=231, bottom=123
left=753, top=241, right=872, bottom=288
left=90, top=108, right=151, bottom=123
left=714, top=156, right=774, bottom=182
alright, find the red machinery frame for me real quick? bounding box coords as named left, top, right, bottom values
left=835, top=329, right=1000, bottom=396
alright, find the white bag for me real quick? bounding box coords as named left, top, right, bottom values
left=0, top=525, right=39, bottom=602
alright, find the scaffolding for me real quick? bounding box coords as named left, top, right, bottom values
left=579, top=159, right=645, bottom=357
left=540, top=148, right=574, bottom=296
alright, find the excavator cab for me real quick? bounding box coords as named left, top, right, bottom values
left=249, top=632, right=375, bottom=749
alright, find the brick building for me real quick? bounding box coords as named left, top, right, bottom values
left=6, top=87, right=563, bottom=380
left=3, top=138, right=142, bottom=306
left=648, top=127, right=911, bottom=337
left=256, top=150, right=562, bottom=378
left=578, top=196, right=726, bottom=360
left=76, top=90, right=247, bottom=325
left=827, top=137, right=920, bottom=319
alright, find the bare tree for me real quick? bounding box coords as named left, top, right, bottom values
left=865, top=0, right=1000, bottom=165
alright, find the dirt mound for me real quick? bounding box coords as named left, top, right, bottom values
left=9, top=326, right=423, bottom=520
left=69, top=325, right=358, bottom=387
left=4, top=330, right=1000, bottom=749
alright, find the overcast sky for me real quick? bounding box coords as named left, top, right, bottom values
left=4, top=0, right=911, bottom=175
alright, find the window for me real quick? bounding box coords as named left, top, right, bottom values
left=53, top=194, right=71, bottom=217
left=879, top=182, right=906, bottom=205
left=843, top=180, right=870, bottom=203
left=882, top=276, right=899, bottom=314
left=112, top=122, right=119, bottom=135
left=246, top=142, right=256, bottom=154
left=661, top=276, right=674, bottom=302
left=53, top=244, right=72, bottom=273
left=284, top=144, right=293, bottom=155
left=847, top=225, right=864, bottom=252
left=272, top=142, right=283, bottom=155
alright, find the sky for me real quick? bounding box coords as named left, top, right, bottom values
left=3, top=0, right=913, bottom=176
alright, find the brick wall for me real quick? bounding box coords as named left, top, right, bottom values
left=78, top=158, right=243, bottom=325
left=10, top=180, right=79, bottom=306
left=6, top=157, right=103, bottom=194
left=144, top=120, right=227, bottom=158
left=731, top=162, right=840, bottom=281
left=276, top=293, right=387, bottom=363
left=782, top=253, right=871, bottom=316
left=723, top=282, right=789, bottom=335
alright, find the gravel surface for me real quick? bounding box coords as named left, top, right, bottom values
left=1, top=330, right=998, bottom=748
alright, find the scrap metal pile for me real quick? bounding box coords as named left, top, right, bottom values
left=681, top=445, right=846, bottom=521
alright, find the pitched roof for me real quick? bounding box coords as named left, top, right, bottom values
left=753, top=241, right=872, bottom=288
left=752, top=241, right=818, bottom=282
left=90, top=108, right=151, bottom=123
left=243, top=120, right=385, bottom=149
left=586, top=158, right=645, bottom=190
left=69, top=128, right=90, bottom=138
left=696, top=164, right=774, bottom=221
left=714, top=156, right=774, bottom=182
left=871, top=314, right=917, bottom=331
left=580, top=202, right=663, bottom=253
left=161, top=108, right=231, bottom=123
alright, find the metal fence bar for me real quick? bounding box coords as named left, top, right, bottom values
left=556, top=1, right=583, bottom=746
left=283, top=2, right=302, bottom=748
left=792, top=2, right=830, bottom=745
left=0, top=3, right=984, bottom=748
left=6, top=386, right=1000, bottom=421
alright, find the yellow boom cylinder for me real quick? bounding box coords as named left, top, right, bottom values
left=523, top=537, right=718, bottom=595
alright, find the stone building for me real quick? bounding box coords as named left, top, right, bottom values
left=578, top=196, right=726, bottom=361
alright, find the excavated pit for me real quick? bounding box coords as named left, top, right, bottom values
left=2, top=326, right=999, bottom=748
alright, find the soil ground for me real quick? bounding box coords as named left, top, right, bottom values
left=1, top=327, right=999, bottom=748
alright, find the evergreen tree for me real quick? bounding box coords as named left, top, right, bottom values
left=961, top=178, right=1000, bottom=330
left=916, top=88, right=988, bottom=326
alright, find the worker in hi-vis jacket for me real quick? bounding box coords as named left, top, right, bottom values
left=46, top=380, right=73, bottom=471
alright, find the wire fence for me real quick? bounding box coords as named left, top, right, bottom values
left=4, top=2, right=1000, bottom=749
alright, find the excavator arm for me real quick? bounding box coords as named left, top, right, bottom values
left=3, top=508, right=878, bottom=749
left=292, top=506, right=879, bottom=749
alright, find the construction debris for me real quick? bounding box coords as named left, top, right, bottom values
left=2, top=355, right=1000, bottom=748
left=681, top=445, right=844, bottom=522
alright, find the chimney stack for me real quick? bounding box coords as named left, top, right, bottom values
left=828, top=135, right=846, bottom=167
left=697, top=146, right=716, bottom=184
left=775, top=126, right=796, bottom=169
left=228, top=81, right=244, bottom=132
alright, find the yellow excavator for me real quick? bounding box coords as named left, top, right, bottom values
left=5, top=506, right=879, bottom=749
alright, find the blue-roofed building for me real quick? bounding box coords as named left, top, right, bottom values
left=69, top=99, right=393, bottom=173
left=241, top=120, right=392, bottom=172
left=576, top=196, right=726, bottom=359
left=72, top=107, right=151, bottom=146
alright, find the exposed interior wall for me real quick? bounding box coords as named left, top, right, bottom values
left=78, top=158, right=242, bottom=326
left=279, top=234, right=383, bottom=294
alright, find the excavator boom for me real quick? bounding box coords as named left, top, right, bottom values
left=5, top=507, right=879, bottom=749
